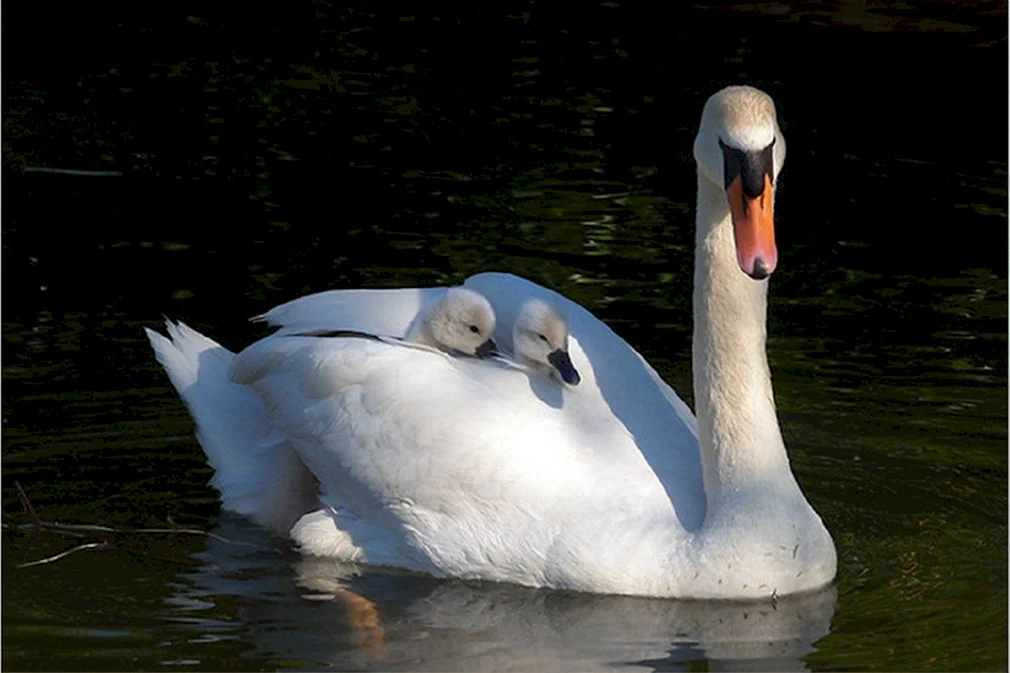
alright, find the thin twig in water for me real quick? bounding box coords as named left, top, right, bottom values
left=17, top=541, right=111, bottom=568
left=14, top=481, right=44, bottom=532
left=23, top=167, right=122, bottom=176
left=12, top=520, right=262, bottom=548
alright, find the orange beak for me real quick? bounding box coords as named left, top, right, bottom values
left=727, top=174, right=776, bottom=279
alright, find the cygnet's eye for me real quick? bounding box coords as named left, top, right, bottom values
left=469, top=325, right=481, bottom=334
left=538, top=333, right=548, bottom=342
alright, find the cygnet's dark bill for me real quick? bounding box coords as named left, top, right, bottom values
left=475, top=339, right=498, bottom=359
left=547, top=349, right=581, bottom=386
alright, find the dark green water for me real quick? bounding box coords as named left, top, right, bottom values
left=3, top=2, right=1006, bottom=670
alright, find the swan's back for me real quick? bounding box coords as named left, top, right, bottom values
left=249, top=272, right=705, bottom=530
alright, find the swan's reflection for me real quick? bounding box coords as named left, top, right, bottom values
left=169, top=515, right=836, bottom=671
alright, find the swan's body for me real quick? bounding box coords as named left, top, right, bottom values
left=147, top=85, right=836, bottom=599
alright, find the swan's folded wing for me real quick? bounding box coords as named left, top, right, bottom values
left=232, top=334, right=586, bottom=488
left=229, top=336, right=308, bottom=386
left=230, top=334, right=415, bottom=399
left=230, top=335, right=572, bottom=551
left=229, top=336, right=438, bottom=509
left=254, top=287, right=448, bottom=337
left=230, top=334, right=550, bottom=461
left=229, top=331, right=696, bottom=584
left=635, top=354, right=699, bottom=438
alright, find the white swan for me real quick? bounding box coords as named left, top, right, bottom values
left=146, top=85, right=836, bottom=599
left=290, top=286, right=498, bottom=359
left=400, top=286, right=497, bottom=357
left=501, top=298, right=580, bottom=386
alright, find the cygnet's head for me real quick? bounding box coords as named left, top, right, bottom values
left=513, top=298, right=580, bottom=386
left=693, top=85, right=785, bottom=280
left=421, top=287, right=498, bottom=358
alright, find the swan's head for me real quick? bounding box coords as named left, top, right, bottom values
left=513, top=298, right=581, bottom=386
left=694, top=85, right=786, bottom=280
left=426, top=287, right=498, bottom=358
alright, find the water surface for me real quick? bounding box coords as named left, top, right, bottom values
left=3, top=2, right=1006, bottom=670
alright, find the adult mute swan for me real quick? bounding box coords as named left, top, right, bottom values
left=147, top=85, right=836, bottom=599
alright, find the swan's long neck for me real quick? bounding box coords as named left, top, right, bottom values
left=692, top=175, right=791, bottom=512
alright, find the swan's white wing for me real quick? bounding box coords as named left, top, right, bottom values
left=254, top=287, right=448, bottom=337
left=230, top=334, right=684, bottom=590
left=633, top=353, right=699, bottom=438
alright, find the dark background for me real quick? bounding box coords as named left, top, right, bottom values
left=2, top=2, right=1006, bottom=670
left=4, top=1, right=1006, bottom=324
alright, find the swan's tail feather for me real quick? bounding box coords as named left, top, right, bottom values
left=145, top=320, right=319, bottom=534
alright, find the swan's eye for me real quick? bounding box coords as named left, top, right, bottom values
left=469, top=325, right=480, bottom=334
left=538, top=334, right=548, bottom=342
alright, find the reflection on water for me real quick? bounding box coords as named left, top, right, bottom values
left=2, top=1, right=1006, bottom=671
left=163, top=516, right=837, bottom=672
